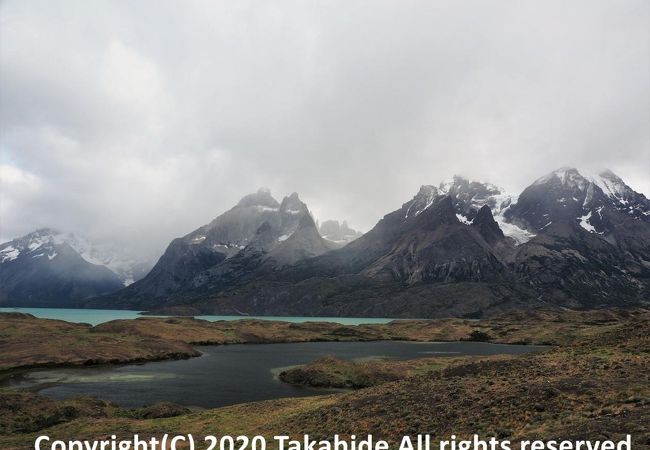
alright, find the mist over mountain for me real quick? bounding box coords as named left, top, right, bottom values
left=0, top=229, right=126, bottom=307
left=2, top=1, right=648, bottom=260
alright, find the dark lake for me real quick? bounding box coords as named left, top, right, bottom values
left=7, top=341, right=546, bottom=408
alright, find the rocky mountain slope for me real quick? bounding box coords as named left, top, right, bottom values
left=140, top=168, right=649, bottom=318
left=504, top=167, right=650, bottom=308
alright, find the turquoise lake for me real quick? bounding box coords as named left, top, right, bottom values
left=0, top=307, right=394, bottom=326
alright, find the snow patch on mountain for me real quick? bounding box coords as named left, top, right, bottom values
left=0, top=246, right=19, bottom=262
left=578, top=210, right=604, bottom=235
left=489, top=196, right=537, bottom=245
left=579, top=211, right=596, bottom=233
left=495, top=218, right=537, bottom=245
left=256, top=206, right=279, bottom=212
left=591, top=173, right=626, bottom=202
left=405, top=178, right=535, bottom=245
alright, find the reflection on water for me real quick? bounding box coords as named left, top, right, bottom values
left=6, top=341, right=547, bottom=409
left=22, top=370, right=180, bottom=385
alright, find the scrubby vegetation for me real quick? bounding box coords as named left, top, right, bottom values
left=1, top=309, right=649, bottom=449
left=278, top=355, right=494, bottom=389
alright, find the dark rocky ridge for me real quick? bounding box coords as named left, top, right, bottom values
left=471, top=205, right=506, bottom=245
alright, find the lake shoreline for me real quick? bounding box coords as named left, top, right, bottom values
left=7, top=341, right=546, bottom=409
left=1, top=308, right=644, bottom=374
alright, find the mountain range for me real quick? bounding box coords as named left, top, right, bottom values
left=2, top=167, right=649, bottom=317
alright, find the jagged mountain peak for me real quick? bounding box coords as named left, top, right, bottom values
left=471, top=205, right=506, bottom=245
left=192, top=189, right=311, bottom=249
left=588, top=170, right=650, bottom=221
left=100, top=189, right=328, bottom=307
left=440, top=175, right=503, bottom=195
left=528, top=165, right=647, bottom=211
left=236, top=188, right=279, bottom=209
left=279, top=192, right=308, bottom=214
left=400, top=177, right=531, bottom=245
left=476, top=204, right=496, bottom=220
left=406, top=177, right=507, bottom=218
left=319, top=219, right=363, bottom=245
left=403, top=185, right=441, bottom=219
left=505, top=166, right=650, bottom=236
left=404, top=193, right=457, bottom=226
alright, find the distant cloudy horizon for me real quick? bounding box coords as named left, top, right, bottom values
left=1, top=0, right=648, bottom=258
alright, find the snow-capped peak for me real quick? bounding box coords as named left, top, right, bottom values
left=587, top=169, right=650, bottom=221
left=591, top=170, right=633, bottom=205
left=404, top=185, right=441, bottom=218
left=0, top=228, right=61, bottom=263
left=0, top=229, right=153, bottom=285
left=533, top=167, right=591, bottom=192
left=403, top=177, right=535, bottom=245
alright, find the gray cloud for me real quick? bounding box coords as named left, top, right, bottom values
left=1, top=0, right=648, bottom=257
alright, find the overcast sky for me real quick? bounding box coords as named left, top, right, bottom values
left=1, top=0, right=649, bottom=258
